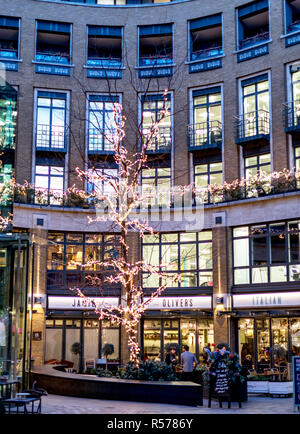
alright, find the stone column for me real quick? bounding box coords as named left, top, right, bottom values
left=212, top=212, right=233, bottom=348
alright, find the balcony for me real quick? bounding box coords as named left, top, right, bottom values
left=143, top=126, right=172, bottom=153
left=191, top=46, right=223, bottom=62
left=239, top=31, right=269, bottom=50
left=86, top=57, right=122, bottom=68
left=188, top=121, right=222, bottom=151
left=287, top=19, right=300, bottom=34
left=284, top=100, right=300, bottom=132
left=35, top=50, right=70, bottom=65
left=36, top=124, right=67, bottom=151
left=236, top=110, right=270, bottom=144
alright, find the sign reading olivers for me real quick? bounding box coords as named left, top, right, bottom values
left=144, top=296, right=212, bottom=310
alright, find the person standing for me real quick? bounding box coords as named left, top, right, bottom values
left=165, top=347, right=177, bottom=372
left=180, top=345, right=198, bottom=381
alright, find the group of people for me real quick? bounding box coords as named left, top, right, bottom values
left=165, top=345, right=198, bottom=381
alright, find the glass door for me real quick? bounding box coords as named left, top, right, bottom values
left=256, top=318, right=271, bottom=372
left=238, top=318, right=254, bottom=370
left=143, top=319, right=161, bottom=361
left=181, top=319, right=196, bottom=354
left=163, top=319, right=179, bottom=359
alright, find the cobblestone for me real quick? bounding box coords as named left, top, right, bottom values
left=39, top=394, right=298, bottom=414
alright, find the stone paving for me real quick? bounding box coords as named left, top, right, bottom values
left=39, top=394, right=299, bottom=414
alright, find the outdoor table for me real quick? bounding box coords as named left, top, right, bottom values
left=0, top=380, right=20, bottom=399
left=2, top=396, right=41, bottom=414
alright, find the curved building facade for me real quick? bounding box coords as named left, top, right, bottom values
left=0, top=0, right=300, bottom=376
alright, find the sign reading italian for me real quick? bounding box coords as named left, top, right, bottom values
left=232, top=292, right=300, bottom=308
left=293, top=356, right=300, bottom=407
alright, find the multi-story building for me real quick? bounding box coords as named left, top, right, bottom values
left=0, top=0, right=300, bottom=381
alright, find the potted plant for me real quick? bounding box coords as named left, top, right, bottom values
left=71, top=342, right=81, bottom=373
left=102, top=343, right=114, bottom=371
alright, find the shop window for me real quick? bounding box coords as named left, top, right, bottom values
left=291, top=318, right=300, bottom=356
left=35, top=20, right=71, bottom=65
left=237, top=74, right=270, bottom=142
left=0, top=88, right=17, bottom=150
left=237, top=0, right=270, bottom=50
left=181, top=320, right=196, bottom=355
left=141, top=94, right=172, bottom=153
left=142, top=231, right=213, bottom=289
left=233, top=221, right=300, bottom=284
left=141, top=166, right=171, bottom=207
left=87, top=95, right=119, bottom=153
left=45, top=328, right=63, bottom=362
left=0, top=16, right=20, bottom=61
left=239, top=318, right=254, bottom=369
left=34, top=164, right=64, bottom=205
left=189, top=14, right=223, bottom=62
left=285, top=0, right=300, bottom=34
left=87, top=26, right=122, bottom=68
left=102, top=321, right=120, bottom=360
left=139, top=24, right=173, bottom=67
left=35, top=91, right=67, bottom=151
left=143, top=320, right=161, bottom=361
left=84, top=320, right=99, bottom=362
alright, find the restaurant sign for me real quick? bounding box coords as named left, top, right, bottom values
left=48, top=296, right=119, bottom=310
left=233, top=292, right=300, bottom=308
left=144, top=296, right=212, bottom=310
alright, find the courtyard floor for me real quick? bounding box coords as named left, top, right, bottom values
left=39, top=394, right=298, bottom=414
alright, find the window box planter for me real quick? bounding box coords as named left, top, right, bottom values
left=268, top=381, right=293, bottom=397
left=247, top=380, right=269, bottom=394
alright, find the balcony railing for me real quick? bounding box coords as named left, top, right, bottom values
left=236, top=110, right=270, bottom=143
left=239, top=31, right=269, bottom=50
left=139, top=54, right=173, bottom=67
left=142, top=126, right=172, bottom=153
left=36, top=124, right=66, bottom=150
left=0, top=48, right=18, bottom=60
left=87, top=57, right=122, bottom=68
left=88, top=128, right=116, bottom=153
left=191, top=46, right=223, bottom=62
left=188, top=120, right=222, bottom=150
left=35, top=51, right=70, bottom=65
left=0, top=128, right=16, bottom=150
left=287, top=20, right=300, bottom=33
left=284, top=100, right=300, bottom=132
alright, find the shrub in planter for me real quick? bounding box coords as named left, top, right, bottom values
left=102, top=343, right=115, bottom=371
left=120, top=360, right=177, bottom=382
left=96, top=368, right=114, bottom=378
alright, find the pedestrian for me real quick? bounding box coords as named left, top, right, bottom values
left=165, top=347, right=177, bottom=372
left=180, top=345, right=198, bottom=381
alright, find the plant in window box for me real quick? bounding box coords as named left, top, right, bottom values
left=246, top=172, right=272, bottom=198
left=223, top=179, right=246, bottom=201
left=271, top=169, right=297, bottom=194
left=65, top=186, right=89, bottom=208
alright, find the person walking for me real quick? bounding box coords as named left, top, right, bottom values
left=180, top=345, right=198, bottom=381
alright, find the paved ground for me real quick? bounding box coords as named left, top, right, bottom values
left=40, top=394, right=299, bottom=414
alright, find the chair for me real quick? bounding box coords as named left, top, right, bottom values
left=85, top=359, right=96, bottom=370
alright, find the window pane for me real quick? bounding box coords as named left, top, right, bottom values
left=270, top=266, right=287, bottom=282
left=180, top=244, right=196, bottom=270
left=252, top=237, right=268, bottom=265
left=233, top=227, right=249, bottom=238
left=252, top=267, right=268, bottom=283
left=270, top=224, right=286, bottom=264
left=234, top=238, right=249, bottom=267
left=199, top=243, right=212, bottom=269
left=234, top=268, right=249, bottom=284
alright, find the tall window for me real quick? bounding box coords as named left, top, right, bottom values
left=194, top=162, right=223, bottom=203
left=288, top=65, right=300, bottom=129
left=0, top=16, right=20, bottom=60
left=239, top=74, right=270, bottom=139
left=233, top=221, right=300, bottom=285
left=295, top=147, right=300, bottom=171
left=142, top=231, right=213, bottom=289
left=141, top=166, right=171, bottom=207
left=35, top=164, right=64, bottom=204
left=237, top=0, right=269, bottom=50
left=0, top=88, right=17, bottom=150
left=35, top=91, right=67, bottom=150
left=139, top=24, right=173, bottom=67
left=87, top=165, right=118, bottom=198
left=189, top=14, right=223, bottom=62
left=141, top=94, right=172, bottom=152
left=87, top=95, right=119, bottom=153
left=87, top=26, right=122, bottom=68
left=190, top=87, right=222, bottom=149
left=35, top=20, right=71, bottom=65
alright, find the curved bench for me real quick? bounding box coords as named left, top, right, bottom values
left=30, top=365, right=203, bottom=406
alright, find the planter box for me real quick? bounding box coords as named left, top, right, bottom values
left=247, top=381, right=269, bottom=394
left=269, top=381, right=293, bottom=397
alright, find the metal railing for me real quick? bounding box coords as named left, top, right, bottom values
left=142, top=126, right=172, bottom=153
left=191, top=46, right=223, bottom=61
left=139, top=54, right=173, bottom=67
left=0, top=48, right=18, bottom=60
left=188, top=120, right=222, bottom=149
left=283, top=100, right=300, bottom=131
left=239, top=31, right=269, bottom=50
left=287, top=20, right=300, bottom=33
left=35, top=51, right=70, bottom=64
left=86, top=57, right=122, bottom=68
left=236, top=110, right=270, bottom=142
left=88, top=127, right=116, bottom=153
left=36, top=124, right=66, bottom=150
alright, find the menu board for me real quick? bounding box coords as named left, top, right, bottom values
left=214, top=360, right=230, bottom=396
left=293, top=356, right=300, bottom=407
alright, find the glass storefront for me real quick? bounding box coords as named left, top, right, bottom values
left=45, top=317, right=120, bottom=372
left=238, top=316, right=300, bottom=373
left=143, top=317, right=214, bottom=362
left=0, top=234, right=29, bottom=382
